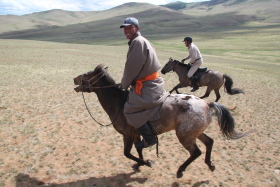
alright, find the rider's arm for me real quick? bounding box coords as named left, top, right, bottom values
left=121, top=38, right=146, bottom=89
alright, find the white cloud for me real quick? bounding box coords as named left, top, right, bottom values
left=0, top=0, right=83, bottom=15
left=0, top=0, right=207, bottom=15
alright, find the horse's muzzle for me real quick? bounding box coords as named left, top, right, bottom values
left=74, top=86, right=82, bottom=92
left=73, top=77, right=82, bottom=92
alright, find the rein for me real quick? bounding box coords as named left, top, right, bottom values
left=79, top=70, right=160, bottom=156
left=80, top=72, right=123, bottom=127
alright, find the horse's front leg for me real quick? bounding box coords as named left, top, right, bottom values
left=169, top=83, right=182, bottom=94
left=123, top=135, right=152, bottom=170
left=133, top=136, right=144, bottom=170
left=200, top=86, right=211, bottom=100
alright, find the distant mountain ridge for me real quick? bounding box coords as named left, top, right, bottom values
left=0, top=0, right=279, bottom=44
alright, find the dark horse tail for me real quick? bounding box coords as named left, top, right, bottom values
left=223, top=74, right=244, bottom=95
left=209, top=102, right=252, bottom=139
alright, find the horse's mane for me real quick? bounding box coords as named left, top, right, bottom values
left=174, top=60, right=190, bottom=69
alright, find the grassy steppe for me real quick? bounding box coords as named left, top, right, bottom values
left=0, top=26, right=279, bottom=186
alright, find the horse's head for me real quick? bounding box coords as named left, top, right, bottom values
left=161, top=57, right=180, bottom=75
left=73, top=64, right=109, bottom=92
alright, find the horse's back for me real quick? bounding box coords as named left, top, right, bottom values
left=154, top=94, right=211, bottom=134
left=200, top=70, right=224, bottom=87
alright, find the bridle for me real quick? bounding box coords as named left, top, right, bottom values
left=80, top=71, right=112, bottom=91
left=79, top=71, right=124, bottom=127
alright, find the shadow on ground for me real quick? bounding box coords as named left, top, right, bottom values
left=15, top=172, right=147, bottom=187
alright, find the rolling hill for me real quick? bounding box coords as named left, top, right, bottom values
left=179, top=0, right=280, bottom=23
left=0, top=0, right=279, bottom=44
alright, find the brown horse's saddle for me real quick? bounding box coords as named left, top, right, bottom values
left=184, top=63, right=209, bottom=74
left=182, top=62, right=209, bottom=81
left=196, top=67, right=209, bottom=73
left=193, top=67, right=209, bottom=81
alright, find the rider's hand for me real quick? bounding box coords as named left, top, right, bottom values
left=116, top=83, right=126, bottom=91
left=181, top=58, right=186, bottom=63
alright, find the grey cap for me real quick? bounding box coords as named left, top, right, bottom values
left=120, top=17, right=139, bottom=28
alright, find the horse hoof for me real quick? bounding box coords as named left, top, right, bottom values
left=132, top=163, right=142, bottom=171
left=209, top=165, right=216, bottom=172
left=208, top=162, right=216, bottom=172
left=176, top=171, right=183, bottom=178
left=146, top=159, right=154, bottom=168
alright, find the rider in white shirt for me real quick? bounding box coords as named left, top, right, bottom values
left=182, top=36, right=203, bottom=92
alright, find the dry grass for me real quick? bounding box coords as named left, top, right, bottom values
left=0, top=37, right=279, bottom=187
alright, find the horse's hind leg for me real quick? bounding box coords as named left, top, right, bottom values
left=176, top=142, right=202, bottom=178
left=198, top=133, right=215, bottom=171
left=214, top=88, right=221, bottom=102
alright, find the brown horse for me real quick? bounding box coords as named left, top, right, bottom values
left=161, top=58, right=244, bottom=102
left=73, top=64, right=250, bottom=178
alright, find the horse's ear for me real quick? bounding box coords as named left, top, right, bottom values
left=105, top=66, right=108, bottom=70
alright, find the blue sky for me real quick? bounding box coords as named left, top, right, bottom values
left=0, top=0, right=208, bottom=15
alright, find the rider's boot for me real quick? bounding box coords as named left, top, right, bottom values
left=190, top=76, right=199, bottom=92
left=135, top=122, right=157, bottom=149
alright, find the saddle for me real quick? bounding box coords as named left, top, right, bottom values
left=196, top=67, right=209, bottom=73
left=193, top=67, right=209, bottom=83
left=180, top=61, right=209, bottom=84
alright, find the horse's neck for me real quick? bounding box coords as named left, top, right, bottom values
left=95, top=88, right=123, bottom=119
left=174, top=65, right=189, bottom=79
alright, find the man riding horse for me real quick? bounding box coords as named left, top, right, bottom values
left=119, top=17, right=169, bottom=149
left=182, top=36, right=203, bottom=92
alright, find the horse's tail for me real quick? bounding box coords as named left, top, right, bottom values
left=223, top=74, right=245, bottom=95
left=209, top=102, right=252, bottom=139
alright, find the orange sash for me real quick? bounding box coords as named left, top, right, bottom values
left=135, top=72, right=159, bottom=95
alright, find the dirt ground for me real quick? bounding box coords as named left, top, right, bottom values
left=0, top=40, right=279, bottom=187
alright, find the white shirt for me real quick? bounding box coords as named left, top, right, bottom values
left=185, top=43, right=202, bottom=65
